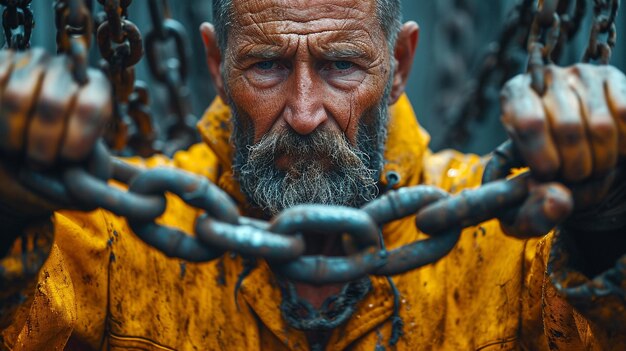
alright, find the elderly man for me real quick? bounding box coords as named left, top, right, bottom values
left=1, top=0, right=626, bottom=350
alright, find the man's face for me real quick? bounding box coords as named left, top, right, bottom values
left=222, top=0, right=394, bottom=215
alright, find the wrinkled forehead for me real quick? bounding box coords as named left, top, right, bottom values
left=230, top=0, right=384, bottom=41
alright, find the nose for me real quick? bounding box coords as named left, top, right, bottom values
left=283, top=63, right=328, bottom=135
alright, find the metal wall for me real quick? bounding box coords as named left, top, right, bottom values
left=18, top=0, right=626, bottom=155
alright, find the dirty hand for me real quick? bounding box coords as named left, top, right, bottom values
left=0, top=48, right=112, bottom=222
left=498, top=64, right=626, bottom=237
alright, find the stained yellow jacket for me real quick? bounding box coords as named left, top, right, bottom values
left=1, top=95, right=625, bottom=350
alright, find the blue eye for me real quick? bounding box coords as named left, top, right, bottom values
left=255, top=61, right=276, bottom=70
left=332, top=61, right=354, bottom=70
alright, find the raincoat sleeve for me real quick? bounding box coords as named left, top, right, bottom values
left=521, top=228, right=626, bottom=350
left=0, top=143, right=220, bottom=350
left=424, top=148, right=626, bottom=350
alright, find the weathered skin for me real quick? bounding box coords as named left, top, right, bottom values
left=210, top=0, right=393, bottom=144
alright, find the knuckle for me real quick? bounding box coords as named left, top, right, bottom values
left=604, top=65, right=626, bottom=80
left=514, top=115, right=546, bottom=138
left=554, top=121, right=584, bottom=145
left=588, top=117, right=616, bottom=140
left=501, top=75, right=528, bottom=97
left=529, top=157, right=559, bottom=179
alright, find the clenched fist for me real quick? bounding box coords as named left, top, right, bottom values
left=499, top=64, right=626, bottom=238
left=0, top=48, right=112, bottom=219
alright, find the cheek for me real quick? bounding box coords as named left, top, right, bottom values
left=227, top=70, right=288, bottom=141
left=325, top=73, right=388, bottom=143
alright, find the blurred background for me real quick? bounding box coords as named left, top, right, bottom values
left=7, top=0, right=626, bottom=155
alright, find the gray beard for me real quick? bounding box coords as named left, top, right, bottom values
left=230, top=88, right=390, bottom=217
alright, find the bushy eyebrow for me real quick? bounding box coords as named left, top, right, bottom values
left=319, top=46, right=369, bottom=60
left=245, top=46, right=284, bottom=60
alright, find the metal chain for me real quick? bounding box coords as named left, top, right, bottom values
left=16, top=139, right=531, bottom=284
left=527, top=0, right=562, bottom=95
left=127, top=80, right=161, bottom=157
left=433, top=0, right=476, bottom=146
left=438, top=0, right=590, bottom=148
left=94, top=0, right=142, bottom=152
left=54, top=0, right=93, bottom=85
left=583, top=0, right=621, bottom=63
left=551, top=0, right=587, bottom=62
left=145, top=0, right=198, bottom=157
left=1, top=0, right=34, bottom=50
left=438, top=0, right=536, bottom=148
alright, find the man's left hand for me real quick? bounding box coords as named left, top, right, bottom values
left=499, top=64, right=626, bottom=237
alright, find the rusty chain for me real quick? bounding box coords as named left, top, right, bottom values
left=54, top=0, right=93, bottom=85
left=1, top=0, right=34, bottom=50
left=439, top=0, right=536, bottom=148
left=16, top=137, right=531, bottom=284
left=145, top=0, right=198, bottom=157
left=551, top=0, right=587, bottom=61
left=94, top=0, right=142, bottom=152
left=127, top=80, right=161, bottom=157
left=527, top=0, right=563, bottom=95
left=439, top=0, right=595, bottom=147
left=583, top=0, right=620, bottom=63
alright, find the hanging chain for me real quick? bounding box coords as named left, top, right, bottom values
left=583, top=0, right=620, bottom=63
left=551, top=0, right=587, bottom=61
left=1, top=0, right=34, bottom=50
left=94, top=0, right=142, bottom=152
left=438, top=0, right=536, bottom=148
left=438, top=0, right=593, bottom=148
left=433, top=0, right=476, bottom=144
left=54, top=0, right=93, bottom=85
left=127, top=80, right=160, bottom=157
left=146, top=0, right=198, bottom=157
left=527, top=0, right=562, bottom=95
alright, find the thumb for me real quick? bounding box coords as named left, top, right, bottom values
left=500, top=182, right=573, bottom=238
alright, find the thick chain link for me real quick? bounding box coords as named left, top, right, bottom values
left=16, top=139, right=530, bottom=284
left=1, top=0, right=34, bottom=50
left=583, top=0, right=620, bottom=64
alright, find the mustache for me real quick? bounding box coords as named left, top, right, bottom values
left=247, top=126, right=369, bottom=171
left=237, top=125, right=379, bottom=216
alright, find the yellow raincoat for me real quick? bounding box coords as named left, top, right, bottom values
left=1, top=95, right=625, bottom=350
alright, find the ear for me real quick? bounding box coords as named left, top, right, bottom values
left=388, top=21, right=419, bottom=105
left=200, top=22, right=228, bottom=102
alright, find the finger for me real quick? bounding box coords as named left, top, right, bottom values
left=543, top=66, right=593, bottom=182
left=569, top=65, right=618, bottom=177
left=0, top=49, right=50, bottom=155
left=569, top=170, right=615, bottom=211
left=26, top=56, right=80, bottom=167
left=500, top=182, right=573, bottom=238
left=0, top=50, right=15, bottom=88
left=604, top=66, right=626, bottom=156
left=60, top=69, right=112, bottom=161
left=501, top=74, right=560, bottom=180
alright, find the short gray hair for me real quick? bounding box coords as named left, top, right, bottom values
left=212, top=0, right=402, bottom=52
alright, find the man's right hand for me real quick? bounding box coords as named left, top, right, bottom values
left=0, top=48, right=112, bottom=219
